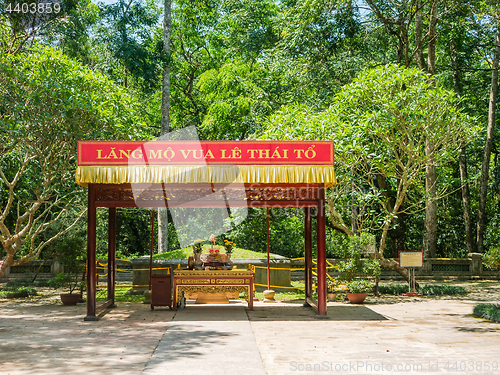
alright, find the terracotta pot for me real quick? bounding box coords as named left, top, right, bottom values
left=60, top=293, right=81, bottom=306
left=347, top=292, right=367, bottom=304
left=327, top=292, right=337, bottom=302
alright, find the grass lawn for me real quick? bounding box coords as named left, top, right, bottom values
left=152, top=245, right=276, bottom=260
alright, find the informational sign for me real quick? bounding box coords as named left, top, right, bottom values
left=399, top=251, right=424, bottom=268
left=365, top=244, right=376, bottom=254
left=77, top=141, right=334, bottom=166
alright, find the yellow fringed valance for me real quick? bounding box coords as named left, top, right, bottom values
left=75, top=165, right=336, bottom=188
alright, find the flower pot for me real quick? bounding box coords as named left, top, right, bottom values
left=225, top=253, right=233, bottom=266
left=347, top=292, right=367, bottom=304
left=193, top=253, right=202, bottom=268
left=327, top=292, right=337, bottom=302
left=60, top=293, right=81, bottom=306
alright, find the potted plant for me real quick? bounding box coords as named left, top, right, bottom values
left=224, top=239, right=235, bottom=266
left=48, top=236, right=86, bottom=305
left=326, top=278, right=338, bottom=302
left=346, top=279, right=372, bottom=304
left=49, top=272, right=85, bottom=305
left=336, top=233, right=381, bottom=303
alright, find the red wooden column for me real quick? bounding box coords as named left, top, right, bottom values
left=316, top=184, right=327, bottom=315
left=304, top=207, right=313, bottom=305
left=107, top=207, right=116, bottom=306
left=85, top=184, right=98, bottom=321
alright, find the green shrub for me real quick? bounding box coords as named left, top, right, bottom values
left=473, top=304, right=500, bottom=323
left=0, top=286, right=38, bottom=298
left=484, top=248, right=500, bottom=271
left=418, top=285, right=467, bottom=296
left=378, top=284, right=467, bottom=296
left=378, top=284, right=409, bottom=295
left=347, top=279, right=373, bottom=293
left=5, top=280, right=49, bottom=288
left=6, top=280, right=31, bottom=287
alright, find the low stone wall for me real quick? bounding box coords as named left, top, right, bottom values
left=289, top=254, right=498, bottom=281
left=0, top=259, right=63, bottom=282
left=2, top=254, right=497, bottom=287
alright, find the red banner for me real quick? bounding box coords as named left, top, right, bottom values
left=77, top=141, right=334, bottom=166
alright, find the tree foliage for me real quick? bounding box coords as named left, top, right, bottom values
left=261, top=64, right=477, bottom=278
left=0, top=47, right=148, bottom=276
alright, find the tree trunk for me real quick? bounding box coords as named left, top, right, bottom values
left=161, top=0, right=171, bottom=136
left=158, top=208, right=169, bottom=254
left=427, top=0, right=438, bottom=75
left=459, top=148, right=476, bottom=253
left=423, top=141, right=437, bottom=258
left=389, top=209, right=406, bottom=257
left=415, top=1, right=425, bottom=70
left=423, top=0, right=438, bottom=258
left=351, top=180, right=359, bottom=234
left=158, top=0, right=172, bottom=253
left=477, top=26, right=500, bottom=253
left=450, top=38, right=477, bottom=253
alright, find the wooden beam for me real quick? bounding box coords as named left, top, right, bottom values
left=304, top=207, right=313, bottom=304
left=316, top=184, right=327, bottom=315
left=96, top=299, right=114, bottom=314
left=85, top=184, right=98, bottom=321
left=306, top=296, right=318, bottom=313
left=92, top=183, right=321, bottom=190
left=107, top=207, right=116, bottom=306
left=94, top=200, right=321, bottom=208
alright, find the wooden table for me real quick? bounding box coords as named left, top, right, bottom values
left=173, top=270, right=254, bottom=309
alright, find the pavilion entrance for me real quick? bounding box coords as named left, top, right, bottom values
left=76, top=140, right=335, bottom=320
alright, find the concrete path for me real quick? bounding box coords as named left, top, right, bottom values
left=0, top=302, right=175, bottom=375
left=1, top=297, right=500, bottom=375
left=248, top=299, right=500, bottom=375
left=143, top=301, right=266, bottom=375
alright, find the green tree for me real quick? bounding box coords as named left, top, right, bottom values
left=0, top=47, right=148, bottom=277
left=98, top=0, right=163, bottom=92
left=197, top=61, right=273, bottom=140
left=261, top=65, right=477, bottom=280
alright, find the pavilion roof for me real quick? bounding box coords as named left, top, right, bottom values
left=75, top=165, right=336, bottom=187
left=75, top=140, right=336, bottom=187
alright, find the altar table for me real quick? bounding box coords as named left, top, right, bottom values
left=173, top=270, right=254, bottom=309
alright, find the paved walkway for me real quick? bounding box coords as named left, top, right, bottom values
left=144, top=302, right=266, bottom=375
left=1, top=297, right=500, bottom=375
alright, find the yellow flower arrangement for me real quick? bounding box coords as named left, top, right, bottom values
left=224, top=239, right=235, bottom=253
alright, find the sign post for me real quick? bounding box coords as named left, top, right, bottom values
left=398, top=251, right=424, bottom=297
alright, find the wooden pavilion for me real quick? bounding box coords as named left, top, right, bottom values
left=76, top=140, right=335, bottom=320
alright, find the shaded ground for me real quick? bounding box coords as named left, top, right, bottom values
left=1, top=279, right=499, bottom=375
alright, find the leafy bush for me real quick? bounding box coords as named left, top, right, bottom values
left=473, top=304, right=500, bottom=323
left=0, top=286, right=38, bottom=298
left=347, top=279, right=373, bottom=293
left=418, top=285, right=467, bottom=296
left=326, top=278, right=339, bottom=293
left=378, top=284, right=467, bottom=295
left=48, top=272, right=85, bottom=294
left=336, top=234, right=381, bottom=284
left=484, top=247, right=500, bottom=271
left=378, top=284, right=409, bottom=295
left=6, top=280, right=48, bottom=288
